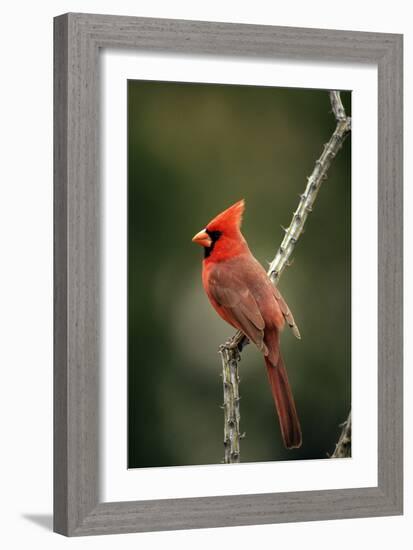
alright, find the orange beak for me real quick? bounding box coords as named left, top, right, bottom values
left=192, top=229, right=212, bottom=248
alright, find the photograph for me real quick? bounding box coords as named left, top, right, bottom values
left=127, top=80, right=352, bottom=468
left=50, top=9, right=403, bottom=538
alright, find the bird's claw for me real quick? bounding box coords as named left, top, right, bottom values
left=219, top=336, right=242, bottom=361
left=225, top=336, right=240, bottom=350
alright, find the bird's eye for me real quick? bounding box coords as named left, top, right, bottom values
left=206, top=229, right=222, bottom=243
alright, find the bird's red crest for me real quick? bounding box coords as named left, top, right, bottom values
left=206, top=199, right=245, bottom=233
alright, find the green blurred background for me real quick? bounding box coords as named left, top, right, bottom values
left=128, top=80, right=351, bottom=468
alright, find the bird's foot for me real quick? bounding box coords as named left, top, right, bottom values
left=224, top=335, right=240, bottom=350
left=219, top=335, right=242, bottom=362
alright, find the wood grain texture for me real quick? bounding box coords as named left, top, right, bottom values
left=54, top=14, right=69, bottom=535
left=377, top=31, right=403, bottom=508
left=53, top=13, right=403, bottom=536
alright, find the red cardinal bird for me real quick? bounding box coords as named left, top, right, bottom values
left=192, top=199, right=302, bottom=449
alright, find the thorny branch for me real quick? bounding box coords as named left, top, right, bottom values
left=219, top=90, right=351, bottom=463
left=331, top=411, right=352, bottom=458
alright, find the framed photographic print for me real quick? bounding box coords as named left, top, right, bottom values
left=54, top=13, right=403, bottom=536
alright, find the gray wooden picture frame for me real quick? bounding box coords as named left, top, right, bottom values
left=54, top=13, right=403, bottom=536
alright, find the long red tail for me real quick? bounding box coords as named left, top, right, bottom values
left=265, top=354, right=302, bottom=449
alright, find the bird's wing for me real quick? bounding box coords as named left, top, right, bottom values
left=271, top=286, right=301, bottom=339
left=208, top=268, right=268, bottom=353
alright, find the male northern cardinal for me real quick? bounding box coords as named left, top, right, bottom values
left=192, top=199, right=302, bottom=449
